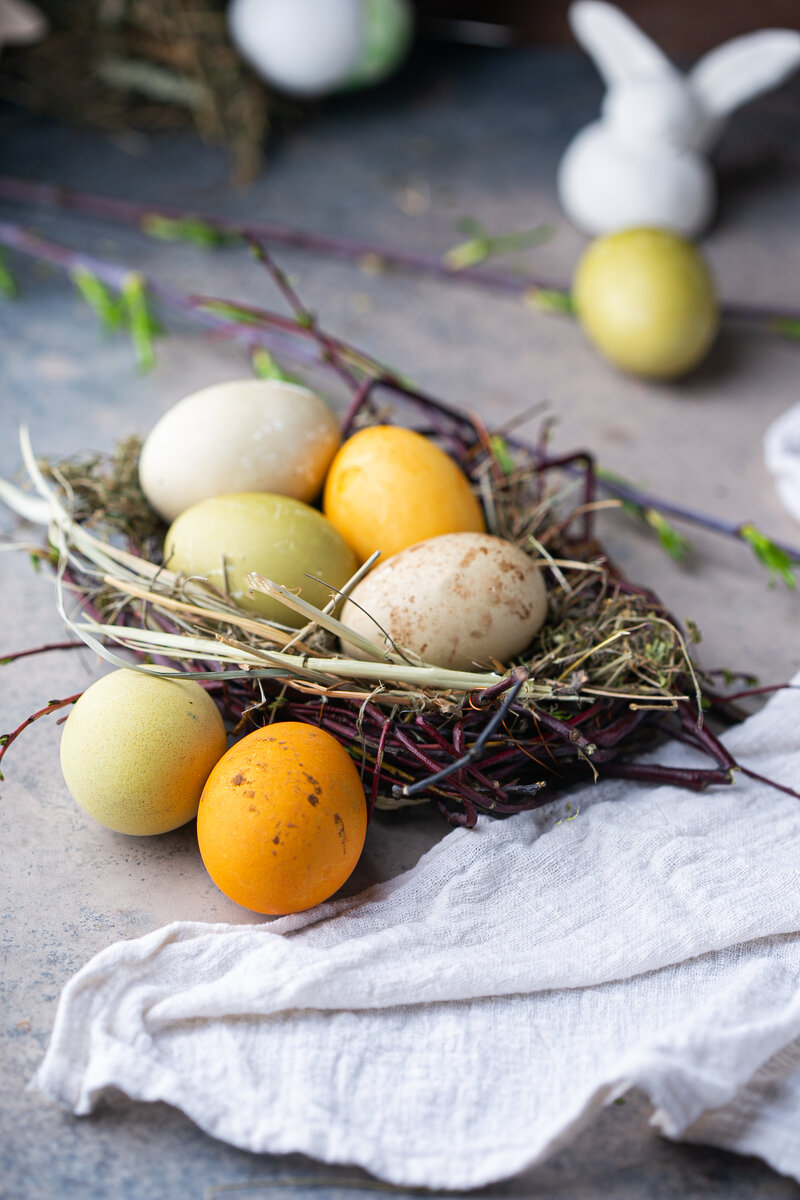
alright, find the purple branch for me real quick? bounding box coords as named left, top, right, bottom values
left=0, top=175, right=559, bottom=300
left=2, top=175, right=799, bottom=328
left=1, top=219, right=799, bottom=568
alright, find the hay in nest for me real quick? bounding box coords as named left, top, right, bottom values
left=4, top=384, right=742, bottom=827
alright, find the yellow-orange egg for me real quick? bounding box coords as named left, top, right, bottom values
left=197, top=723, right=367, bottom=915
left=322, top=425, right=485, bottom=563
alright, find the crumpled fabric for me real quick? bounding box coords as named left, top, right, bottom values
left=35, top=678, right=800, bottom=1190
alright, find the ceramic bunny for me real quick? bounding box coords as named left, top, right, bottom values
left=557, top=1, right=800, bottom=237
left=227, top=0, right=413, bottom=98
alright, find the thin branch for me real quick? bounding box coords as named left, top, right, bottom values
left=2, top=174, right=799, bottom=327
left=0, top=693, right=81, bottom=777
left=0, top=220, right=798, bottom=571
left=1, top=640, right=83, bottom=664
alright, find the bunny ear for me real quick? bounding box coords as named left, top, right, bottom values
left=569, top=1, right=676, bottom=87
left=690, top=30, right=800, bottom=119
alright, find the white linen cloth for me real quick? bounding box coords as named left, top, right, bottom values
left=765, top=401, right=800, bottom=524
left=34, top=679, right=800, bottom=1190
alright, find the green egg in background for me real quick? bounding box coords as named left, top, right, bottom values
left=573, top=228, right=719, bottom=379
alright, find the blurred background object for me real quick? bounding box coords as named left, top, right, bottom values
left=228, top=0, right=413, bottom=98
left=420, top=1, right=800, bottom=55
left=0, top=0, right=45, bottom=52
left=0, top=0, right=273, bottom=182
left=1, top=0, right=800, bottom=184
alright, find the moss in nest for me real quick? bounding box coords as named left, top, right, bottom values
left=39, top=435, right=165, bottom=556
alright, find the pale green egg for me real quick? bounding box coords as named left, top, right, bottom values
left=164, top=492, right=358, bottom=627
left=60, top=669, right=227, bottom=836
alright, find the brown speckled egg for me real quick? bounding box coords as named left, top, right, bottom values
left=197, top=723, right=367, bottom=915
left=339, top=532, right=548, bottom=671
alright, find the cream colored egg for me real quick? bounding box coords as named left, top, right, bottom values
left=139, top=378, right=341, bottom=523
left=340, top=532, right=548, bottom=671
left=60, top=669, right=228, bottom=836
left=164, top=492, right=357, bottom=627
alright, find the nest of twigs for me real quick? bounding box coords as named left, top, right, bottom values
left=0, top=0, right=279, bottom=181
left=3, top=378, right=750, bottom=828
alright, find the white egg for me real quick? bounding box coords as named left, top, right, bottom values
left=139, top=378, right=341, bottom=524
left=227, top=0, right=413, bottom=98
left=340, top=532, right=548, bottom=672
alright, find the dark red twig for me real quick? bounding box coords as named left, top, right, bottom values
left=2, top=174, right=800, bottom=327
left=1, top=641, right=83, bottom=664
left=0, top=693, right=82, bottom=777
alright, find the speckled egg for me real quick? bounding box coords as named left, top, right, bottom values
left=197, top=722, right=367, bottom=914
left=60, top=669, right=227, bottom=836
left=139, top=378, right=341, bottom=523
left=164, top=491, right=357, bottom=627
left=339, top=532, right=548, bottom=670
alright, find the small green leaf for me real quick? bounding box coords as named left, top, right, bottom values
left=489, top=434, right=515, bottom=476
left=773, top=317, right=800, bottom=342
left=443, top=236, right=491, bottom=271
left=71, top=266, right=125, bottom=330
left=644, top=509, right=692, bottom=562
left=251, top=348, right=299, bottom=384
left=121, top=272, right=161, bottom=372
left=0, top=251, right=17, bottom=299
left=596, top=467, right=646, bottom=521
left=198, top=299, right=262, bottom=326
left=740, top=523, right=797, bottom=588
left=524, top=287, right=575, bottom=315
left=141, top=213, right=233, bottom=248
left=597, top=467, right=692, bottom=562
left=444, top=223, right=554, bottom=272
left=685, top=618, right=702, bottom=645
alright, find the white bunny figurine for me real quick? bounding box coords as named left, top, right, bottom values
left=557, top=1, right=800, bottom=237
left=227, top=0, right=413, bottom=99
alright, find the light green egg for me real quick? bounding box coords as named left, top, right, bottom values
left=60, top=669, right=228, bottom=836
left=346, top=0, right=414, bottom=89
left=164, top=492, right=358, bottom=627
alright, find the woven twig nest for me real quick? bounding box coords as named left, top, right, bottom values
left=0, top=0, right=276, bottom=180
left=11, top=381, right=740, bottom=828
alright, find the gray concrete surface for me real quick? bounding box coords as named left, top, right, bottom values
left=1, top=43, right=799, bottom=1199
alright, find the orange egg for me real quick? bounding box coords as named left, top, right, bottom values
left=322, top=425, right=485, bottom=563
left=197, top=722, right=367, bottom=915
